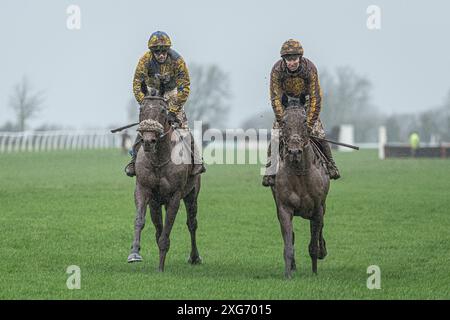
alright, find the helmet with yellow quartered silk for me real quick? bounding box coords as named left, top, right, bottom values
left=148, top=31, right=172, bottom=50
left=280, top=39, right=304, bottom=57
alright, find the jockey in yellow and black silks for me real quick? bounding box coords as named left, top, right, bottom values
left=262, top=39, right=340, bottom=187
left=125, top=31, right=205, bottom=177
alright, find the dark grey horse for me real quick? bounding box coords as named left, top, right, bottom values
left=127, top=96, right=202, bottom=272
left=271, top=106, right=330, bottom=279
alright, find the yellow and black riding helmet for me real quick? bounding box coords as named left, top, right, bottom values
left=280, top=39, right=304, bottom=58
left=148, top=31, right=172, bottom=52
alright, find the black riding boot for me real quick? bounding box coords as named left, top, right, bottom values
left=319, top=140, right=340, bottom=180
left=124, top=136, right=142, bottom=177
left=262, top=141, right=277, bottom=187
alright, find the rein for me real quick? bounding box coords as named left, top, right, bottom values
left=159, top=126, right=172, bottom=140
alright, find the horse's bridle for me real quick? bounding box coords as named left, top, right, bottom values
left=281, top=106, right=310, bottom=151
left=279, top=105, right=311, bottom=175
left=141, top=95, right=174, bottom=140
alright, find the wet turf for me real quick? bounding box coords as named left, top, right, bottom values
left=0, top=149, right=449, bottom=299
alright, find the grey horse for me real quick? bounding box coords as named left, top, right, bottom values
left=127, top=96, right=202, bottom=272
left=270, top=105, right=330, bottom=279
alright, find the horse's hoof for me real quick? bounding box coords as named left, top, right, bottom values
left=318, top=241, right=327, bottom=260
left=188, top=256, right=203, bottom=265
left=284, top=272, right=293, bottom=280
left=127, top=253, right=143, bottom=263
left=291, top=261, right=297, bottom=271
left=318, top=250, right=327, bottom=260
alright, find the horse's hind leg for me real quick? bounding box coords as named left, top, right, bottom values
left=318, top=204, right=327, bottom=260
left=291, top=231, right=297, bottom=271
left=184, top=185, right=202, bottom=265
left=318, top=228, right=327, bottom=260
left=128, top=183, right=148, bottom=263
left=309, top=206, right=324, bottom=274
left=157, top=194, right=181, bottom=272
left=277, top=205, right=294, bottom=279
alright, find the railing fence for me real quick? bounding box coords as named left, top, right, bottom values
left=0, top=130, right=123, bottom=153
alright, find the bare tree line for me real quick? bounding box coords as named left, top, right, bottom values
left=127, top=63, right=231, bottom=128
left=242, top=66, right=450, bottom=143
left=4, top=67, right=449, bottom=144
left=1, top=76, right=45, bottom=131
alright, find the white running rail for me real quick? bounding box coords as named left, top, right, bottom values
left=0, top=130, right=122, bottom=153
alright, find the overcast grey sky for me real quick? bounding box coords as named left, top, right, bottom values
left=1, top=0, right=449, bottom=129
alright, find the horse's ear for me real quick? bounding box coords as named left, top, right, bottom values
left=149, top=88, right=158, bottom=96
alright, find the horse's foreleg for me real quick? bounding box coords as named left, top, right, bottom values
left=184, top=187, right=201, bottom=265
left=149, top=199, right=163, bottom=250
left=277, top=205, right=294, bottom=279
left=158, top=194, right=181, bottom=272
left=309, top=206, right=324, bottom=274
left=291, top=231, right=297, bottom=271
left=128, top=183, right=148, bottom=263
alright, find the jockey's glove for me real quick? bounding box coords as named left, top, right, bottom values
left=275, top=115, right=283, bottom=125
left=168, top=110, right=179, bottom=125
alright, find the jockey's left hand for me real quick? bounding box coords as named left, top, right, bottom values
left=168, top=110, right=179, bottom=125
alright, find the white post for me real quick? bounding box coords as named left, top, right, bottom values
left=36, top=134, right=44, bottom=152
left=48, top=133, right=54, bottom=151
left=14, top=135, right=21, bottom=152
left=52, top=134, right=59, bottom=150
left=338, top=125, right=355, bottom=152
left=75, top=134, right=81, bottom=150
left=378, top=126, right=387, bottom=160
left=7, top=136, right=13, bottom=153
left=96, top=134, right=102, bottom=149
left=1, top=134, right=10, bottom=153
left=101, top=133, right=106, bottom=149
left=85, top=134, right=90, bottom=149
left=21, top=132, right=28, bottom=152
left=59, top=134, right=66, bottom=149
left=44, top=134, right=51, bottom=151
left=89, top=133, right=95, bottom=149
left=0, top=135, right=7, bottom=153
left=27, top=132, right=34, bottom=152
left=83, top=134, right=88, bottom=149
